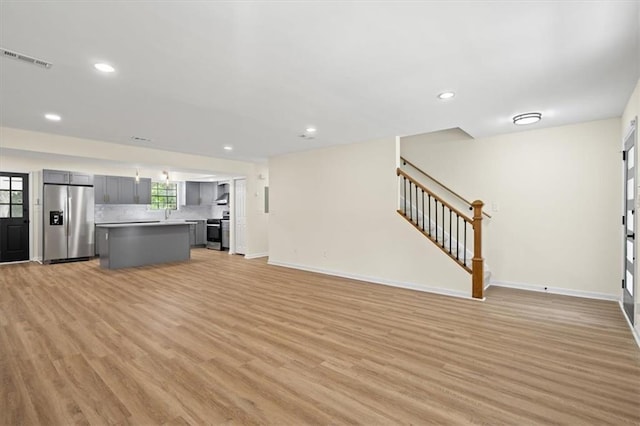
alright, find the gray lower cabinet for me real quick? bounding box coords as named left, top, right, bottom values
left=97, top=223, right=190, bottom=269
left=189, top=221, right=207, bottom=247
left=95, top=226, right=107, bottom=256
left=189, top=223, right=196, bottom=246
left=195, top=220, right=206, bottom=245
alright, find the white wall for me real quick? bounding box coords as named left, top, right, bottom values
left=622, top=78, right=640, bottom=335
left=245, top=164, right=269, bottom=258
left=269, top=137, right=471, bottom=297
left=402, top=118, right=622, bottom=298
left=0, top=127, right=269, bottom=259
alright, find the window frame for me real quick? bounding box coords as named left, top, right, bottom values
left=150, top=181, right=178, bottom=210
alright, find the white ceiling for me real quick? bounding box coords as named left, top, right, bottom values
left=1, top=1, right=638, bottom=163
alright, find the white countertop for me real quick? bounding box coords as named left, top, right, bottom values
left=96, top=219, right=204, bottom=225
left=96, top=222, right=193, bottom=228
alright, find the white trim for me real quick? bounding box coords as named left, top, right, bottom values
left=244, top=252, right=268, bottom=260
left=490, top=280, right=620, bottom=301
left=618, top=300, right=640, bottom=349
left=268, top=259, right=475, bottom=300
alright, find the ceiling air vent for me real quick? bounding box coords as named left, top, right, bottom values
left=1, top=47, right=52, bottom=69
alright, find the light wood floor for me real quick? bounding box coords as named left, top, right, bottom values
left=1, top=249, right=639, bottom=425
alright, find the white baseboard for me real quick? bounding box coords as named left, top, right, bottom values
left=489, top=280, right=620, bottom=301
left=267, top=259, right=475, bottom=300
left=618, top=301, right=640, bottom=349
left=245, top=252, right=269, bottom=260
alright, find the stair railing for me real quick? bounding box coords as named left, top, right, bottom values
left=397, top=168, right=485, bottom=299
left=401, top=156, right=491, bottom=219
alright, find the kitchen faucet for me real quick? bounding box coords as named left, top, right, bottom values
left=165, top=208, right=171, bottom=220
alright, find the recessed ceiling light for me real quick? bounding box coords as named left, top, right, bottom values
left=44, top=113, right=61, bottom=121
left=306, top=127, right=316, bottom=133
left=513, top=112, right=542, bottom=125
left=94, top=63, right=115, bottom=73
left=437, top=91, right=455, bottom=100
left=223, top=146, right=233, bottom=151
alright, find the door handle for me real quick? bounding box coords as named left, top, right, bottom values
left=628, top=232, right=635, bottom=239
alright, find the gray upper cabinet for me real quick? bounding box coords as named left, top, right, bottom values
left=185, top=182, right=201, bottom=205
left=95, top=175, right=121, bottom=204
left=43, top=169, right=70, bottom=184
left=185, top=181, right=217, bottom=205
left=44, top=169, right=94, bottom=186
left=69, top=172, right=93, bottom=186
left=94, top=175, right=106, bottom=203
left=200, top=182, right=216, bottom=205
left=118, top=177, right=136, bottom=204
left=136, top=178, right=152, bottom=204
left=95, top=175, right=151, bottom=205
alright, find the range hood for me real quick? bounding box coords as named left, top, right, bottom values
left=216, top=192, right=229, bottom=205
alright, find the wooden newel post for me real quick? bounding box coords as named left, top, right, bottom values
left=471, top=200, right=484, bottom=299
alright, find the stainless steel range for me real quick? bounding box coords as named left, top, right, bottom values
left=206, top=219, right=222, bottom=250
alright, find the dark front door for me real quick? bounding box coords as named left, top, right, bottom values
left=0, top=172, right=29, bottom=262
left=623, top=123, right=636, bottom=325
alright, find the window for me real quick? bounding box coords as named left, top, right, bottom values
left=151, top=182, right=177, bottom=210
left=0, top=175, right=24, bottom=218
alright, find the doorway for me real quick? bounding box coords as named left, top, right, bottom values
left=623, top=121, right=636, bottom=325
left=0, top=172, right=30, bottom=262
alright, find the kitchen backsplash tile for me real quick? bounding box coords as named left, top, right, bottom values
left=95, top=204, right=227, bottom=223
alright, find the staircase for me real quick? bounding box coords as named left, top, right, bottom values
left=397, top=159, right=490, bottom=299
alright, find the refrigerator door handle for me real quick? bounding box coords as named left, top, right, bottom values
left=67, top=197, right=71, bottom=237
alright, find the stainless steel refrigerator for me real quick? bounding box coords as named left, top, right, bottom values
left=43, top=170, right=95, bottom=262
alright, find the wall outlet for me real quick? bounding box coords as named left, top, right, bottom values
left=491, top=202, right=499, bottom=212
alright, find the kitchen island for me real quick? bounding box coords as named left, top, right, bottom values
left=96, top=222, right=190, bottom=269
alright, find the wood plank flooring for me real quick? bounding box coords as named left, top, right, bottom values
left=1, top=249, right=639, bottom=425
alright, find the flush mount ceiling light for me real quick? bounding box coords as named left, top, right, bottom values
left=437, top=91, right=455, bottom=100
left=44, top=113, right=61, bottom=121
left=299, top=127, right=317, bottom=140
left=223, top=146, right=233, bottom=151
left=94, top=63, right=115, bottom=73
left=513, top=112, right=542, bottom=125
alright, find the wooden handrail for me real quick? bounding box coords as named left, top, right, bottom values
left=400, top=156, right=492, bottom=219
left=397, top=168, right=472, bottom=223
left=397, top=168, right=485, bottom=299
